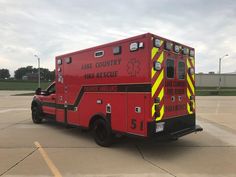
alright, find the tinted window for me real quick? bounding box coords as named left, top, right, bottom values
left=47, top=84, right=55, bottom=94
left=166, top=59, right=174, bottom=79
left=178, top=61, right=185, bottom=79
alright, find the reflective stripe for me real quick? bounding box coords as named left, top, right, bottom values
left=152, top=69, right=164, bottom=97
left=187, top=73, right=195, bottom=94
left=151, top=48, right=159, bottom=59
left=158, top=87, right=164, bottom=101
left=187, top=58, right=191, bottom=68
left=187, top=57, right=195, bottom=114
left=187, top=87, right=191, bottom=99
left=187, top=103, right=193, bottom=114
left=152, top=104, right=155, bottom=116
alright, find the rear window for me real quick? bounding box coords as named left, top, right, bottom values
left=178, top=61, right=185, bottom=80
left=166, top=59, right=174, bottom=79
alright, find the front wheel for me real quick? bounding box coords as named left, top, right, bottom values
left=92, top=119, right=113, bottom=147
left=32, top=106, right=42, bottom=124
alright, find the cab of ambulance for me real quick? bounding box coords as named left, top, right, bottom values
left=32, top=82, right=56, bottom=123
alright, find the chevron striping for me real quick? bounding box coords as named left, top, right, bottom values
left=152, top=69, right=164, bottom=97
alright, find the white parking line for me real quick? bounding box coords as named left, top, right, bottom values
left=0, top=108, right=30, bottom=113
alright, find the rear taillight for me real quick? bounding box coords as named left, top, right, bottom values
left=154, top=97, right=161, bottom=118
left=154, top=104, right=160, bottom=117
left=189, top=101, right=194, bottom=112
left=189, top=96, right=194, bottom=112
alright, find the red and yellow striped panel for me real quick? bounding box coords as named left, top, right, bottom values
left=151, top=40, right=165, bottom=121
left=186, top=56, right=195, bottom=114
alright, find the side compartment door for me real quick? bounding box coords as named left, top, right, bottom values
left=127, top=94, right=146, bottom=136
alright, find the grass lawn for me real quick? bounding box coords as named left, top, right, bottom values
left=196, top=89, right=236, bottom=96
left=0, top=80, right=51, bottom=91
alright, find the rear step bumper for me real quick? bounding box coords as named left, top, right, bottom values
left=147, top=114, right=203, bottom=139
left=169, top=125, right=203, bottom=139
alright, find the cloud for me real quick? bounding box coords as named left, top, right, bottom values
left=0, top=0, right=236, bottom=76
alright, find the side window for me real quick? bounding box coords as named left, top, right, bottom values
left=178, top=61, right=185, bottom=80
left=166, top=59, right=174, bottom=79
left=47, top=84, right=56, bottom=94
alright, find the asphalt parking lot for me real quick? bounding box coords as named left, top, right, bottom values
left=0, top=91, right=236, bottom=177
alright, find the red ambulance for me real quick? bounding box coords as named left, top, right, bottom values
left=31, top=33, right=202, bottom=146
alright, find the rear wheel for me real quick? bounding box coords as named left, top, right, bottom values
left=32, top=106, right=42, bottom=124
left=92, top=119, right=113, bottom=147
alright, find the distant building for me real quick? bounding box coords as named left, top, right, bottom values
left=196, top=73, right=236, bottom=87
left=22, top=73, right=38, bottom=81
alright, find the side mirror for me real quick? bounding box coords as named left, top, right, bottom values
left=35, top=88, right=41, bottom=95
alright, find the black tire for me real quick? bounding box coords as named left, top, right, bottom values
left=32, top=106, right=42, bottom=124
left=92, top=119, right=113, bottom=147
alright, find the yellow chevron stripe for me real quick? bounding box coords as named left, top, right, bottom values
left=151, top=48, right=159, bottom=59
left=187, top=73, right=195, bottom=94
left=151, top=52, right=164, bottom=78
left=190, top=57, right=195, bottom=66
left=156, top=105, right=164, bottom=121
left=187, top=58, right=191, bottom=68
left=152, top=69, right=164, bottom=97
left=152, top=104, right=155, bottom=117
left=187, top=103, right=193, bottom=114
left=187, top=87, right=191, bottom=99
left=158, top=87, right=164, bottom=101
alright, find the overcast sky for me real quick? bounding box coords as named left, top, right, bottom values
left=1, top=0, right=236, bottom=76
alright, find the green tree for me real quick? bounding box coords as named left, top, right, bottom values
left=0, top=69, right=10, bottom=79
left=49, top=70, right=55, bottom=81
left=14, top=66, right=54, bottom=81
left=14, top=66, right=34, bottom=79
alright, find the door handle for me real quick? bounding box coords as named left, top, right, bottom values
left=171, top=96, right=175, bottom=102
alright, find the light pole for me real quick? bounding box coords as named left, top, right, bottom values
left=218, top=54, right=229, bottom=91
left=34, top=55, right=41, bottom=88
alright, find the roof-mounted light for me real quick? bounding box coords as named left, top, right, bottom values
left=189, top=68, right=194, bottom=75
left=165, top=41, right=173, bottom=51
left=190, top=50, right=195, bottom=57
left=174, top=45, right=180, bottom=53
left=183, top=47, right=189, bottom=55
left=57, top=59, right=62, bottom=65
left=139, top=42, right=144, bottom=48
left=154, top=39, right=162, bottom=48
left=130, top=42, right=139, bottom=52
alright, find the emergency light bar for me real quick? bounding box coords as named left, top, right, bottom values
left=165, top=42, right=173, bottom=50
left=190, top=50, right=195, bottom=57
left=174, top=45, right=180, bottom=53
left=57, top=59, right=62, bottom=65
left=154, top=39, right=162, bottom=48
left=183, top=48, right=189, bottom=55
left=130, top=42, right=139, bottom=51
